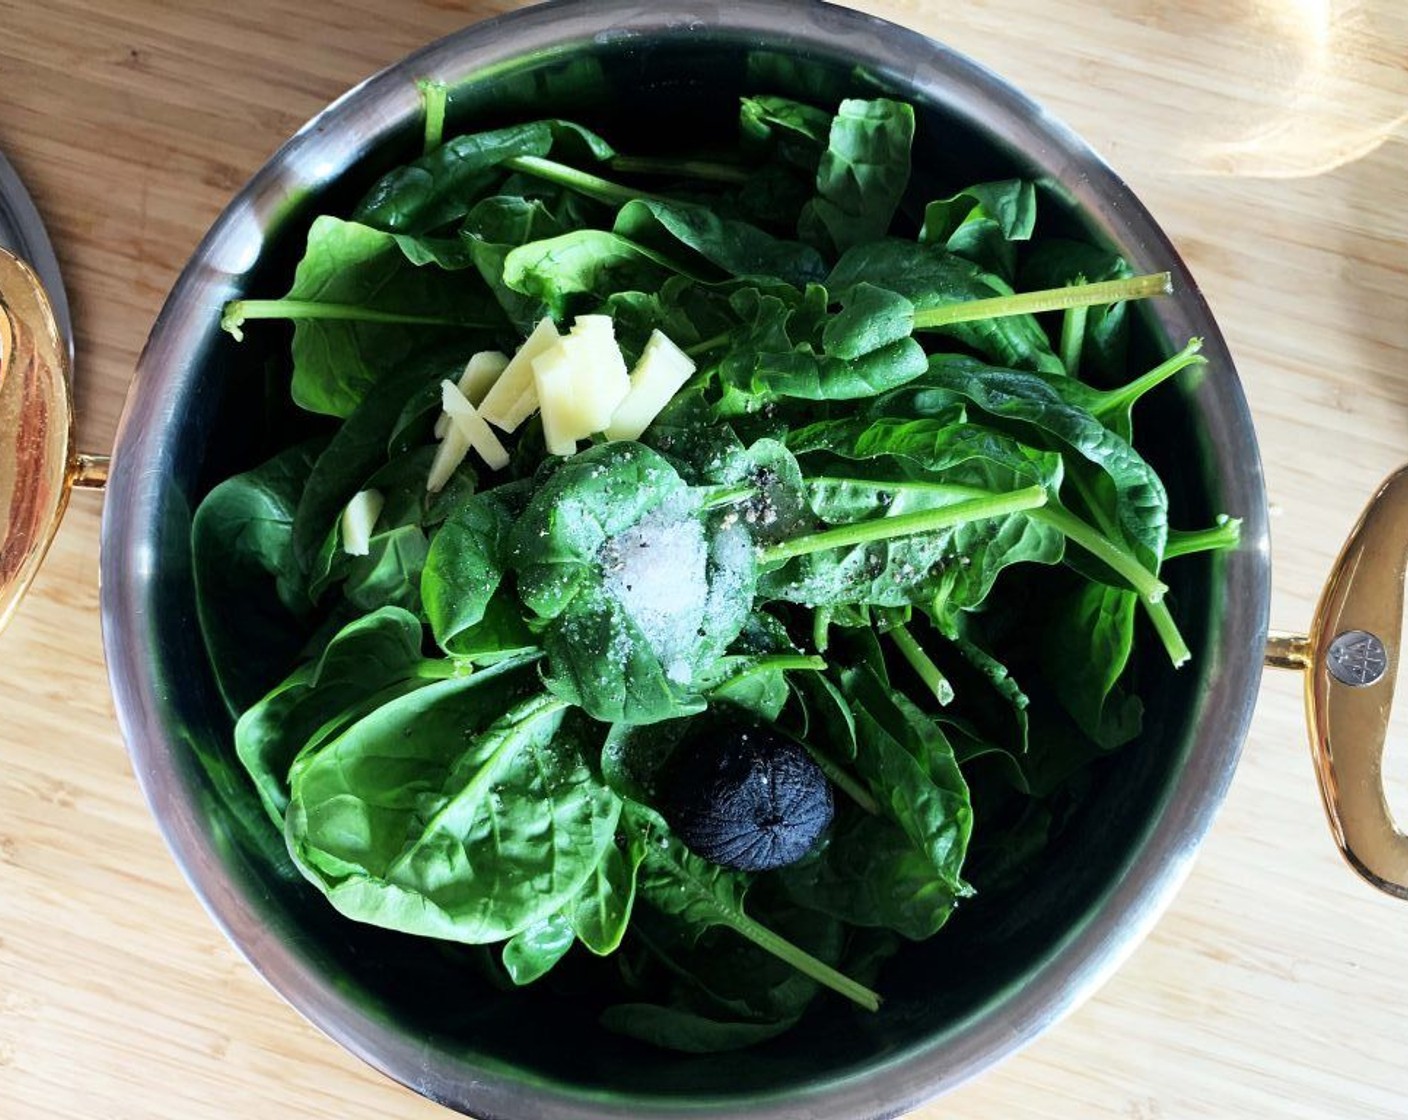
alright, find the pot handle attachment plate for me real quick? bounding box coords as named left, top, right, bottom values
left=1266, top=466, right=1408, bottom=900
left=0, top=246, right=105, bottom=636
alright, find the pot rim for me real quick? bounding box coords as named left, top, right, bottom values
left=100, top=1, right=1272, bottom=1117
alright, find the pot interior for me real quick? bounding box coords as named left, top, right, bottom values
left=116, top=8, right=1261, bottom=1116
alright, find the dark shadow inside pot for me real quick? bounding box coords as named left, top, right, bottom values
left=151, top=17, right=1239, bottom=1115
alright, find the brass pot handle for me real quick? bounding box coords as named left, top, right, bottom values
left=1266, top=466, right=1408, bottom=899
left=0, top=245, right=106, bottom=635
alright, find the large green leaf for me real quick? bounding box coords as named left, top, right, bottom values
left=235, top=606, right=438, bottom=827
left=799, top=98, right=914, bottom=256
left=236, top=217, right=501, bottom=417
left=191, top=439, right=326, bottom=714
left=286, top=680, right=621, bottom=944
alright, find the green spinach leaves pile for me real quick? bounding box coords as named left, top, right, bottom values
left=198, top=86, right=1240, bottom=1052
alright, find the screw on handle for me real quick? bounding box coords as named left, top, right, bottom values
left=0, top=247, right=78, bottom=636
left=1266, top=466, right=1408, bottom=900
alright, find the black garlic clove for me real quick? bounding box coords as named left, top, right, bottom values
left=663, top=725, right=833, bottom=872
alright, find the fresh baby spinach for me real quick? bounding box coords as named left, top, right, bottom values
left=198, top=86, right=1241, bottom=1054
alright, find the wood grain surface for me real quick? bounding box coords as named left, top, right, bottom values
left=2, top=1, right=1406, bottom=1116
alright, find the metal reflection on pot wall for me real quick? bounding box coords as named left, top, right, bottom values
left=0, top=1, right=1402, bottom=1118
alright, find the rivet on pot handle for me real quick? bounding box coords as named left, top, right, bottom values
left=1266, top=466, right=1408, bottom=900
left=0, top=245, right=107, bottom=636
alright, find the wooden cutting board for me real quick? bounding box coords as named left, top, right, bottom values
left=2, top=1, right=1406, bottom=1117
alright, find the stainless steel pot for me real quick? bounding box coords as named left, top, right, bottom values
left=0, top=1, right=1403, bottom=1117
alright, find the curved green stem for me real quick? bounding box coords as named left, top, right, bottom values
left=699, top=483, right=757, bottom=510
left=1028, top=505, right=1167, bottom=604
left=685, top=331, right=731, bottom=358
left=1091, top=338, right=1205, bottom=420
left=1164, top=516, right=1242, bottom=560
left=812, top=605, right=834, bottom=654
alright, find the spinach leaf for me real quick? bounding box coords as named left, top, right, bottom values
left=292, top=359, right=446, bottom=576
left=1021, top=239, right=1135, bottom=379
left=718, top=338, right=928, bottom=410
left=623, top=803, right=878, bottom=1009
left=799, top=98, right=914, bottom=256
left=354, top=119, right=614, bottom=235
left=827, top=239, right=1063, bottom=375
left=192, top=440, right=326, bottom=714
left=614, top=198, right=826, bottom=289
left=782, top=810, right=959, bottom=940
left=502, top=231, right=695, bottom=318
left=601, top=718, right=691, bottom=806
left=507, top=443, right=757, bottom=724
left=222, top=217, right=501, bottom=418
left=782, top=664, right=972, bottom=939
left=570, top=827, right=648, bottom=955
left=461, top=194, right=565, bottom=332
left=234, top=606, right=436, bottom=828
left=918, top=355, right=1169, bottom=569
left=422, top=482, right=529, bottom=654
left=603, top=886, right=843, bottom=1052
left=784, top=414, right=1066, bottom=618
left=919, top=179, right=1036, bottom=281
left=822, top=283, right=915, bottom=360
left=739, top=95, right=833, bottom=174
left=1041, top=580, right=1143, bottom=750
left=502, top=911, right=576, bottom=985
left=440, top=590, right=539, bottom=666
left=286, top=680, right=623, bottom=944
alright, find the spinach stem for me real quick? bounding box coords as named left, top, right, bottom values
left=1093, top=338, right=1205, bottom=420
left=799, top=474, right=1188, bottom=665
left=762, top=486, right=1048, bottom=564
left=1145, top=602, right=1192, bottom=668
left=1062, top=469, right=1189, bottom=668
left=805, top=474, right=1162, bottom=598
left=699, top=483, right=757, bottom=510
left=912, top=272, right=1171, bottom=330
left=418, top=78, right=449, bottom=154
left=1028, top=505, right=1167, bottom=603
left=1058, top=277, right=1088, bottom=375
left=685, top=332, right=731, bottom=358
left=1030, top=505, right=1189, bottom=666
left=416, top=659, right=466, bottom=681
left=610, top=154, right=753, bottom=185
left=798, top=741, right=880, bottom=816
left=503, top=155, right=670, bottom=207
left=725, top=907, right=882, bottom=1011
left=812, top=605, right=833, bottom=653
left=716, top=653, right=826, bottom=681
left=220, top=299, right=479, bottom=341
left=1164, top=516, right=1242, bottom=560
left=881, top=614, right=954, bottom=706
